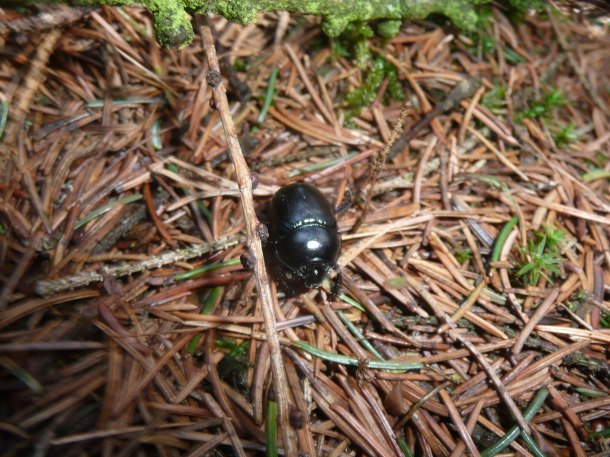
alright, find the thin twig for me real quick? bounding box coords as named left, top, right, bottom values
left=34, top=235, right=243, bottom=296
left=197, top=18, right=297, bottom=457
left=353, top=104, right=410, bottom=232
left=439, top=389, right=480, bottom=457
left=512, top=288, right=559, bottom=355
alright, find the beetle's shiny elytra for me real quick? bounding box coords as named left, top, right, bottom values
left=267, top=183, right=341, bottom=295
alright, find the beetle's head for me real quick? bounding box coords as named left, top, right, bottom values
left=271, top=225, right=341, bottom=295
left=296, top=261, right=330, bottom=289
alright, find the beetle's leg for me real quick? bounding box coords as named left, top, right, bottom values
left=334, top=188, right=352, bottom=214
left=328, top=264, right=342, bottom=301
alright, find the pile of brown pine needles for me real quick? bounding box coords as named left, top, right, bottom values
left=1, top=4, right=610, bottom=457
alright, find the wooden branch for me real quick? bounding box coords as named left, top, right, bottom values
left=34, top=235, right=243, bottom=296
left=198, top=18, right=297, bottom=457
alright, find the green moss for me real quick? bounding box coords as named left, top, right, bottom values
left=564, top=351, right=609, bottom=377
left=216, top=338, right=250, bottom=392
left=462, top=4, right=494, bottom=56
left=14, top=0, right=513, bottom=48
left=333, top=21, right=374, bottom=65
left=345, top=56, right=404, bottom=119
left=386, top=68, right=403, bottom=103
left=142, top=0, right=193, bottom=47
left=462, top=3, right=527, bottom=65
left=478, top=35, right=496, bottom=55
left=233, top=57, right=247, bottom=72
left=69, top=0, right=194, bottom=46
left=482, top=84, right=507, bottom=112
left=515, top=87, right=569, bottom=123
left=209, top=0, right=485, bottom=38
left=565, top=289, right=592, bottom=312
left=552, top=123, right=581, bottom=148
left=376, top=19, right=401, bottom=38
left=207, top=0, right=257, bottom=24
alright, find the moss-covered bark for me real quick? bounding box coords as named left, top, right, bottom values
left=1, top=0, right=522, bottom=48
left=207, top=0, right=488, bottom=37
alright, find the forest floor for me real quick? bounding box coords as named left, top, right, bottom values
left=1, top=4, right=610, bottom=457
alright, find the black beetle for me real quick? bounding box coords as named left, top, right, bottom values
left=266, top=183, right=341, bottom=297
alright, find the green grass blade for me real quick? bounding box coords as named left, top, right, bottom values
left=75, top=193, right=143, bottom=229
left=175, top=258, right=241, bottom=281
left=258, top=66, right=278, bottom=123
left=293, top=340, right=422, bottom=371
left=490, top=215, right=519, bottom=265
left=266, top=398, right=278, bottom=457
left=481, top=387, right=548, bottom=457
